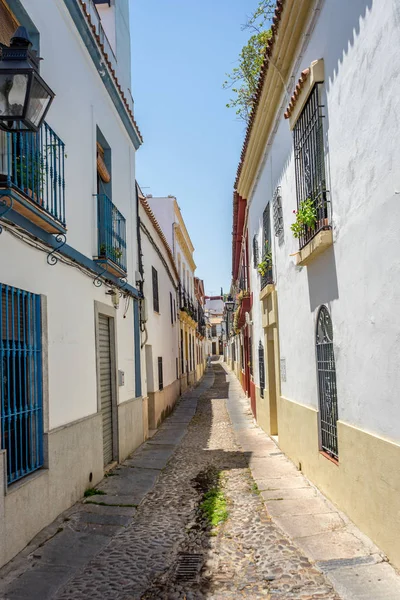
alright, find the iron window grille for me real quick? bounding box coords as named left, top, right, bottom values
left=0, top=122, right=66, bottom=228
left=158, top=357, right=163, bottom=391
left=180, top=329, right=184, bottom=374
left=232, top=342, right=236, bottom=363
left=249, top=337, right=253, bottom=376
left=261, top=203, right=274, bottom=290
left=316, top=306, right=338, bottom=459
left=258, top=341, right=265, bottom=399
left=272, top=186, right=284, bottom=244
left=97, top=194, right=127, bottom=273
left=0, top=284, right=43, bottom=484
left=152, top=267, right=159, bottom=313
left=170, top=292, right=174, bottom=325
left=253, top=235, right=259, bottom=268
left=293, top=84, right=330, bottom=249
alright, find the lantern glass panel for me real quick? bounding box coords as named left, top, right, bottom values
left=0, top=73, right=28, bottom=118
left=26, top=76, right=52, bottom=127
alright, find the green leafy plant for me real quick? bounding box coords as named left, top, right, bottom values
left=99, top=244, right=123, bottom=262
left=290, top=198, right=317, bottom=239
left=84, top=487, right=106, bottom=497
left=223, top=1, right=275, bottom=123
left=257, top=240, right=272, bottom=276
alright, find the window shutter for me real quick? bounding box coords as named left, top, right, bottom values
left=253, top=235, right=259, bottom=268
left=272, top=186, right=283, bottom=238
left=170, top=292, right=173, bottom=325
left=258, top=341, right=265, bottom=398
left=152, top=267, right=159, bottom=312
left=158, top=357, right=163, bottom=390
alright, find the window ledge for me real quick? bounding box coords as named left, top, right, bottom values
left=295, top=229, right=333, bottom=267
left=259, top=283, right=275, bottom=301
left=320, top=451, right=339, bottom=466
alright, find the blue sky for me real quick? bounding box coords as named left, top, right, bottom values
left=130, top=0, right=256, bottom=296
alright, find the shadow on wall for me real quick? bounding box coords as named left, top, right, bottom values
left=306, top=246, right=339, bottom=312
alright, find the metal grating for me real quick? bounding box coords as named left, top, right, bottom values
left=174, top=553, right=203, bottom=582
left=0, top=284, right=43, bottom=484
left=261, top=203, right=273, bottom=290
left=272, top=186, right=284, bottom=244
left=293, top=84, right=330, bottom=249
left=258, top=341, right=265, bottom=398
left=316, top=305, right=338, bottom=459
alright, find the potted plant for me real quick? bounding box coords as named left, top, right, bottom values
left=99, top=244, right=123, bottom=263
left=14, top=152, right=45, bottom=205
left=290, top=198, right=317, bottom=239
left=257, top=241, right=273, bottom=276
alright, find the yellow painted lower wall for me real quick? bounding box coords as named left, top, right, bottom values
left=148, top=379, right=180, bottom=429
left=255, top=385, right=273, bottom=436
left=278, top=395, right=400, bottom=570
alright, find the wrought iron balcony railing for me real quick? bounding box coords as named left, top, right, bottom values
left=178, top=284, right=198, bottom=322
left=96, top=194, right=127, bottom=276
left=0, top=122, right=66, bottom=231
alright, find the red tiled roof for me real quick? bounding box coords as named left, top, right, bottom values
left=284, top=68, right=310, bottom=119
left=234, top=0, right=285, bottom=191
left=139, top=193, right=179, bottom=281
left=80, top=1, right=143, bottom=143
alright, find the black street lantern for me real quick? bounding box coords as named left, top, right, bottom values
left=0, top=27, right=55, bottom=132
left=225, top=295, right=235, bottom=313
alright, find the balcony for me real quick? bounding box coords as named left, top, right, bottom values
left=178, top=285, right=197, bottom=321
left=0, top=123, right=66, bottom=233
left=95, top=194, right=127, bottom=277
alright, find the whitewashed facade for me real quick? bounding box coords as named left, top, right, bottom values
left=0, top=0, right=143, bottom=566
left=147, top=196, right=206, bottom=389
left=138, top=193, right=180, bottom=432
left=229, top=0, right=400, bottom=570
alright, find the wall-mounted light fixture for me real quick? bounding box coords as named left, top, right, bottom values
left=0, top=27, right=55, bottom=132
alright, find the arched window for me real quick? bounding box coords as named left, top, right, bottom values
left=316, top=306, right=339, bottom=459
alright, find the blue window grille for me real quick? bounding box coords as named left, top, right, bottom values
left=96, top=194, right=127, bottom=273
left=1, top=122, right=66, bottom=227
left=0, top=284, right=43, bottom=484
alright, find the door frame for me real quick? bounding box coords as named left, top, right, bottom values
left=94, top=301, right=119, bottom=465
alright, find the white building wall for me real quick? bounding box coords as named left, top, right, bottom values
left=0, top=0, right=142, bottom=566
left=248, top=0, right=400, bottom=442
left=140, top=210, right=179, bottom=396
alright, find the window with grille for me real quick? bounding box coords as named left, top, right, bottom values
left=316, top=306, right=338, bottom=459
left=158, top=357, right=163, bottom=391
left=152, top=267, right=159, bottom=312
left=258, top=341, right=265, bottom=399
left=272, top=186, right=284, bottom=244
left=173, top=299, right=176, bottom=322
left=293, top=84, right=330, bottom=249
left=180, top=329, right=184, bottom=374
left=0, top=284, right=43, bottom=484
left=211, top=325, right=217, bottom=337
left=232, top=342, right=236, bottom=363
left=170, top=292, right=173, bottom=325
left=261, top=203, right=273, bottom=289
left=253, top=235, right=259, bottom=268
left=249, top=337, right=253, bottom=376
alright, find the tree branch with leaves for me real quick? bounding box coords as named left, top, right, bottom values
left=223, top=0, right=276, bottom=123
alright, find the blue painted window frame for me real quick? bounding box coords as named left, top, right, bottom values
left=0, top=284, right=43, bottom=484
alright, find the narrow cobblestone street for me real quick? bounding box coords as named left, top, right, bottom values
left=0, top=362, right=346, bottom=600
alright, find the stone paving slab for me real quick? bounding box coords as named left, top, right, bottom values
left=275, top=512, right=346, bottom=538
left=97, top=466, right=159, bottom=501
left=124, top=444, right=177, bottom=470
left=323, top=562, right=400, bottom=599
left=0, top=565, right=75, bottom=600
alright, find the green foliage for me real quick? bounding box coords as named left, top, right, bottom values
left=223, top=1, right=276, bottom=123
left=84, top=487, right=106, bottom=497
left=200, top=488, right=229, bottom=527
left=290, top=198, right=317, bottom=239
left=99, top=244, right=123, bottom=262
left=257, top=240, right=272, bottom=276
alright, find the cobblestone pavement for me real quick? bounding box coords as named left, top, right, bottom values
left=51, top=364, right=340, bottom=600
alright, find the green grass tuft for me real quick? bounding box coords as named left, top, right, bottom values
left=200, top=488, right=228, bottom=527
left=84, top=488, right=106, bottom=497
